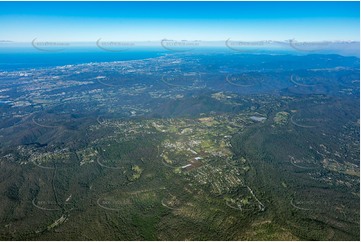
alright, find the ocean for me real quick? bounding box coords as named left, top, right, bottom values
left=0, top=46, right=167, bottom=71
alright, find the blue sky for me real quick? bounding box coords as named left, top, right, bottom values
left=0, top=1, right=359, bottom=42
